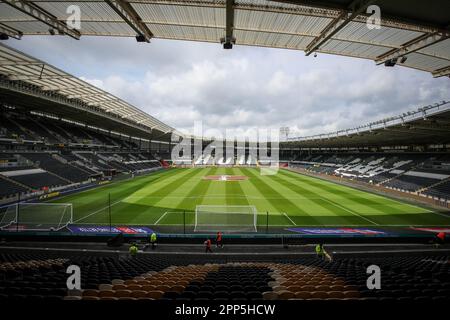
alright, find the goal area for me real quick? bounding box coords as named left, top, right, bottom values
left=0, top=202, right=73, bottom=231
left=194, top=205, right=257, bottom=233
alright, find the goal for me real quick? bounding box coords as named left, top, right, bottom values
left=0, top=202, right=73, bottom=231
left=194, top=205, right=257, bottom=233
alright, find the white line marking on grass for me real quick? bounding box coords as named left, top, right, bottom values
left=428, top=211, right=450, bottom=219
left=321, top=198, right=379, bottom=226
left=283, top=212, right=296, bottom=226
left=73, top=199, right=123, bottom=223
left=154, top=211, right=169, bottom=225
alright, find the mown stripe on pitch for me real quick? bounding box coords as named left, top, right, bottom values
left=127, top=168, right=202, bottom=200
left=231, top=168, right=280, bottom=216
left=267, top=172, right=363, bottom=226
left=240, top=168, right=320, bottom=224
left=61, top=168, right=180, bottom=208
left=129, top=168, right=211, bottom=224
left=279, top=169, right=409, bottom=215
left=171, top=167, right=220, bottom=224
left=224, top=168, right=250, bottom=207
left=67, top=169, right=183, bottom=222
left=108, top=169, right=203, bottom=224
left=197, top=167, right=227, bottom=206
left=278, top=169, right=424, bottom=225
left=160, top=167, right=216, bottom=212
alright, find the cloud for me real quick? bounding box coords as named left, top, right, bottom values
left=6, top=36, right=450, bottom=139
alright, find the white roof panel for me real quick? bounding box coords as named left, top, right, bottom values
left=0, top=43, right=176, bottom=134
left=0, top=0, right=447, bottom=76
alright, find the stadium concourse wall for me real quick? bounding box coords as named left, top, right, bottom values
left=285, top=167, right=450, bottom=211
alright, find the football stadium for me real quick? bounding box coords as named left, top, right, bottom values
left=0, top=0, right=449, bottom=314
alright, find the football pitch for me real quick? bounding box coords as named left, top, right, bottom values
left=52, top=167, right=450, bottom=229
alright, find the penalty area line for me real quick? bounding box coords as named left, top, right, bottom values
left=283, top=212, right=297, bottom=226
left=73, top=199, right=123, bottom=223
left=321, top=198, right=379, bottom=226
left=154, top=211, right=169, bottom=225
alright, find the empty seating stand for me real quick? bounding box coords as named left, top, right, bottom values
left=0, top=175, right=28, bottom=197
left=383, top=175, right=440, bottom=192
left=9, top=172, right=68, bottom=190
left=21, top=153, right=90, bottom=183
left=1, top=250, right=448, bottom=301
left=424, top=180, right=450, bottom=200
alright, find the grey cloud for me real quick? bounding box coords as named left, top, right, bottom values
left=6, top=36, right=450, bottom=139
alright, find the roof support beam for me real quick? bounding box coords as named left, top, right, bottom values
left=67, top=93, right=108, bottom=99
left=7, top=74, right=73, bottom=81
left=383, top=128, right=432, bottom=136
left=375, top=31, right=450, bottom=65
left=0, top=23, right=23, bottom=40
left=432, top=65, right=450, bottom=78
left=221, top=0, right=235, bottom=49
left=305, top=0, right=374, bottom=56
left=40, top=84, right=87, bottom=91
left=0, top=61, right=43, bottom=66
left=408, top=125, right=450, bottom=133
left=3, top=0, right=81, bottom=40
left=105, top=0, right=153, bottom=42
left=88, top=100, right=119, bottom=107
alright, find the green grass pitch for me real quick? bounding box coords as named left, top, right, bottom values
left=51, top=167, right=450, bottom=228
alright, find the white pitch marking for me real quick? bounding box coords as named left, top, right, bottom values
left=73, top=199, right=122, bottom=223
left=154, top=211, right=169, bottom=225
left=283, top=212, right=296, bottom=226
left=321, top=198, right=379, bottom=226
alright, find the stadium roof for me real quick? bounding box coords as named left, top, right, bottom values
left=0, top=0, right=449, bottom=77
left=0, top=43, right=177, bottom=138
left=285, top=100, right=450, bottom=148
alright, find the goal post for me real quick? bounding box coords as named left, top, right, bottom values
left=194, top=205, right=257, bottom=233
left=0, top=202, right=73, bottom=231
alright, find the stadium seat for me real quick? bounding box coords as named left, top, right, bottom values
left=146, top=291, right=164, bottom=299
left=82, top=289, right=99, bottom=297
left=277, top=291, right=295, bottom=299
left=131, top=290, right=148, bottom=298
left=64, top=296, right=82, bottom=300
left=114, top=290, right=132, bottom=298
left=262, top=292, right=278, bottom=300
left=295, top=291, right=311, bottom=299
left=99, top=284, right=113, bottom=291
left=98, top=290, right=115, bottom=298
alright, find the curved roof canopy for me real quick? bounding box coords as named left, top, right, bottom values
left=285, top=100, right=450, bottom=148
left=0, top=0, right=449, bottom=77
left=0, top=43, right=176, bottom=135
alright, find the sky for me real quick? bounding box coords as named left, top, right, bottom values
left=6, top=35, right=450, bottom=139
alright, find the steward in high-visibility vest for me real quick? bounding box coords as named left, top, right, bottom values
left=315, top=244, right=324, bottom=259
left=150, top=232, right=157, bottom=250
left=129, top=243, right=138, bottom=257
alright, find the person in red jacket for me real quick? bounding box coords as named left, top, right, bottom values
left=216, top=232, right=223, bottom=248
left=204, top=238, right=212, bottom=253
left=435, top=232, right=446, bottom=247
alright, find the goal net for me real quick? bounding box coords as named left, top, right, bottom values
left=0, top=203, right=73, bottom=231
left=194, top=205, right=257, bottom=233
